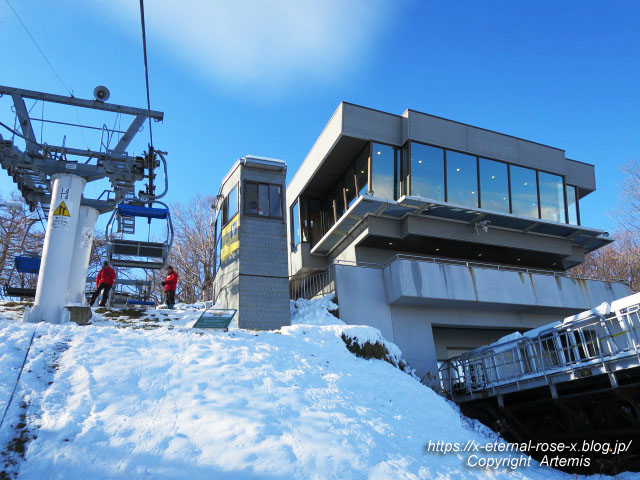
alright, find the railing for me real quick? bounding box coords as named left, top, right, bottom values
left=335, top=253, right=630, bottom=284
left=289, top=268, right=335, bottom=300
left=438, top=295, right=640, bottom=398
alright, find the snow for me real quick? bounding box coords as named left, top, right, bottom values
left=0, top=299, right=637, bottom=479
left=290, top=294, right=343, bottom=326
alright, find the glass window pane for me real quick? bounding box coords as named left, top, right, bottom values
left=539, top=172, right=566, bottom=223
left=258, top=184, right=269, bottom=216
left=446, top=151, right=478, bottom=207
left=322, top=196, right=335, bottom=233
left=343, top=166, right=357, bottom=208
left=510, top=166, right=539, bottom=218
left=334, top=183, right=345, bottom=219
left=300, top=198, right=310, bottom=242
left=411, top=143, right=444, bottom=201
left=355, top=146, right=369, bottom=196
left=567, top=185, right=579, bottom=225
left=244, top=182, right=259, bottom=215
left=372, top=143, right=396, bottom=200
left=309, top=199, right=322, bottom=245
left=215, top=211, right=221, bottom=271
left=227, top=185, right=238, bottom=220
left=291, top=200, right=300, bottom=246
left=269, top=185, right=282, bottom=217
left=479, top=158, right=509, bottom=213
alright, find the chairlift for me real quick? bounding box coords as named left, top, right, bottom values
left=85, top=276, right=155, bottom=308
left=3, top=219, right=41, bottom=298
left=105, top=201, right=174, bottom=270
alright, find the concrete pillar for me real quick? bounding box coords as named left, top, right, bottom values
left=25, top=173, right=86, bottom=324
left=66, top=206, right=99, bottom=305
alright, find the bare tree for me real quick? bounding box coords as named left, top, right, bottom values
left=571, top=232, right=640, bottom=292
left=0, top=193, right=45, bottom=296
left=570, top=161, right=640, bottom=292
left=164, top=194, right=216, bottom=304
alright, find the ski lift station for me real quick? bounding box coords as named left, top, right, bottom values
left=212, top=102, right=632, bottom=373
left=209, top=103, right=639, bottom=462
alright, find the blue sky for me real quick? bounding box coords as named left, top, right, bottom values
left=0, top=0, right=638, bottom=232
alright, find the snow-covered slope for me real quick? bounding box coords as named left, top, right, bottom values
left=0, top=300, right=636, bottom=479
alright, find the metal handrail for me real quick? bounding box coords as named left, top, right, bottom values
left=289, top=267, right=335, bottom=300
left=334, top=253, right=630, bottom=285
left=438, top=299, right=640, bottom=397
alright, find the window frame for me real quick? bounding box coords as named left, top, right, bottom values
left=243, top=180, right=284, bottom=220
left=290, top=199, right=300, bottom=248
left=221, top=183, right=239, bottom=228
left=444, top=149, right=479, bottom=208
left=371, top=140, right=401, bottom=200
left=407, top=138, right=577, bottom=224
left=566, top=184, right=581, bottom=225
left=477, top=156, right=510, bottom=213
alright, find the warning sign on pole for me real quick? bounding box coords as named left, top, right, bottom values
left=53, top=201, right=70, bottom=217
left=52, top=200, right=72, bottom=230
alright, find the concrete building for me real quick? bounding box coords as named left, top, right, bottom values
left=286, top=103, right=632, bottom=380
left=212, top=156, right=290, bottom=330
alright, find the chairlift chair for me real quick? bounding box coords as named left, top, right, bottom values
left=105, top=202, right=174, bottom=270
left=85, top=276, right=155, bottom=308
left=3, top=219, right=41, bottom=298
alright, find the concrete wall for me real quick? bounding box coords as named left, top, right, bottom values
left=334, top=260, right=632, bottom=378
left=385, top=259, right=631, bottom=314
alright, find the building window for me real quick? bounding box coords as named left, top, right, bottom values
left=355, top=146, right=369, bottom=196
left=290, top=200, right=300, bottom=247
left=446, top=151, right=478, bottom=207
left=244, top=181, right=282, bottom=218
left=410, top=142, right=445, bottom=201
left=300, top=198, right=310, bottom=242
left=538, top=172, right=566, bottom=223
left=308, top=199, right=322, bottom=245
left=333, top=183, right=344, bottom=220
left=269, top=185, right=283, bottom=217
left=479, top=158, right=509, bottom=213
left=222, top=184, right=238, bottom=226
left=343, top=165, right=357, bottom=208
left=510, top=165, right=538, bottom=218
left=371, top=143, right=396, bottom=200
left=567, top=185, right=580, bottom=225
left=214, top=209, right=222, bottom=272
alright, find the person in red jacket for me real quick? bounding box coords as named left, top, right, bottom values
left=162, top=266, right=178, bottom=309
left=90, top=261, right=116, bottom=307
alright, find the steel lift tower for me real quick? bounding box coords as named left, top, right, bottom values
left=0, top=85, right=165, bottom=323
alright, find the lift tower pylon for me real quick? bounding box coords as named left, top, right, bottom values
left=0, top=85, right=165, bottom=323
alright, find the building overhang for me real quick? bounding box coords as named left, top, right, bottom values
left=288, top=102, right=597, bottom=205
left=310, top=194, right=613, bottom=269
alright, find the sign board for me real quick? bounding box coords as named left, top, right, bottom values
left=193, top=308, right=236, bottom=330
left=220, top=214, right=239, bottom=262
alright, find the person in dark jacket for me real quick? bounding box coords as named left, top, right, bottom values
left=90, top=261, right=116, bottom=307
left=162, top=266, right=178, bottom=309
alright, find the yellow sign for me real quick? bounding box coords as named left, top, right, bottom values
left=221, top=214, right=239, bottom=263
left=53, top=201, right=70, bottom=217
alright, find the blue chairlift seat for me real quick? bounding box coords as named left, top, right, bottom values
left=15, top=256, right=41, bottom=274
left=126, top=299, right=155, bottom=306
left=117, top=204, right=169, bottom=220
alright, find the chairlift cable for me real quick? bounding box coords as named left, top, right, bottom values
left=4, top=0, right=90, bottom=148
left=138, top=0, right=154, bottom=150
left=3, top=0, right=73, bottom=97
